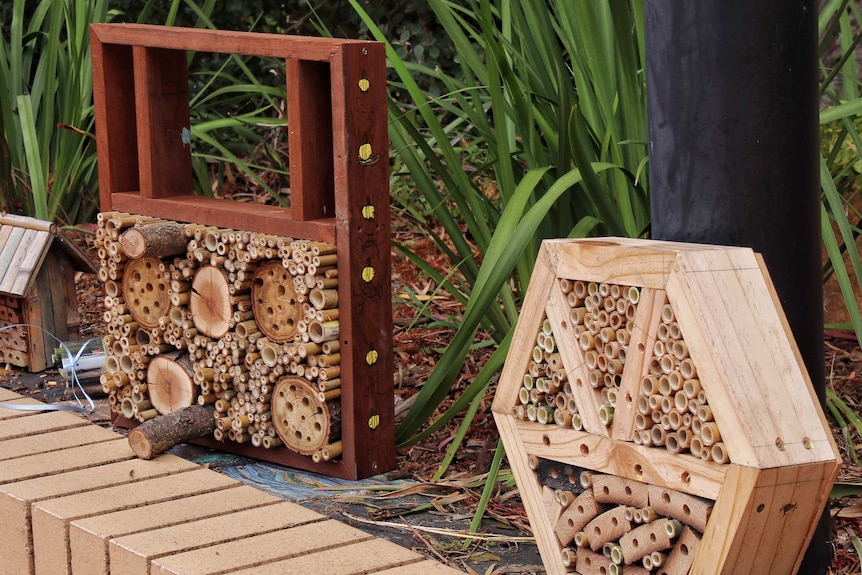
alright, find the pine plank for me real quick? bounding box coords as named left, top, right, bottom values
left=0, top=387, right=23, bottom=401
left=493, top=412, right=566, bottom=575
left=667, top=248, right=837, bottom=468
left=694, top=462, right=838, bottom=574
left=493, top=245, right=558, bottom=415
left=513, top=421, right=726, bottom=500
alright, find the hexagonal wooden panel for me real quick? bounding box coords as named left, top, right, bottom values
left=492, top=238, right=841, bottom=575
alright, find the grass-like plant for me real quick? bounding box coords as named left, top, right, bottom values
left=350, top=1, right=649, bottom=461
left=0, top=0, right=288, bottom=226
left=0, top=0, right=111, bottom=225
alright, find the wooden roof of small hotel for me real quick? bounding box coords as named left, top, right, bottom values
left=0, top=213, right=94, bottom=298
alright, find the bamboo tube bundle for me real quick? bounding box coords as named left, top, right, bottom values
left=630, top=296, right=725, bottom=463
left=558, top=280, right=640, bottom=428
left=513, top=314, right=571, bottom=424
left=98, top=212, right=344, bottom=459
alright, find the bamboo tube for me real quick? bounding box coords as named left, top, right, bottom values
left=321, top=441, right=342, bottom=461
left=683, top=378, right=701, bottom=399
left=699, top=421, right=721, bottom=446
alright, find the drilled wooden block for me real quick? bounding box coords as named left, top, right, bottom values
left=32, top=467, right=237, bottom=575
left=108, top=501, right=325, bottom=575
left=492, top=238, right=841, bottom=575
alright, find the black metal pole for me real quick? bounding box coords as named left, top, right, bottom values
left=645, top=1, right=828, bottom=572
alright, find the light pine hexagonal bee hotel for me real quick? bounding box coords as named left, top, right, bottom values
left=491, top=238, right=841, bottom=575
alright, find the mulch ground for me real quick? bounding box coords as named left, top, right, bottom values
left=3, top=220, right=862, bottom=574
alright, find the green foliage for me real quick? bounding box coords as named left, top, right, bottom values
left=0, top=0, right=290, bottom=225
left=0, top=0, right=110, bottom=224
left=348, top=0, right=648, bottom=454
left=820, top=0, right=862, bottom=343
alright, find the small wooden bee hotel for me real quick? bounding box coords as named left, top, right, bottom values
left=0, top=213, right=93, bottom=372
left=90, top=24, right=393, bottom=479
left=492, top=238, right=841, bottom=575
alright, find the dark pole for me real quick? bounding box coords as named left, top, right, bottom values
left=644, top=1, right=828, bottom=573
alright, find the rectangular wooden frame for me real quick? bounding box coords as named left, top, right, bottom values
left=91, top=23, right=394, bottom=480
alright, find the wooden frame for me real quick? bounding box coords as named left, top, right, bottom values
left=492, top=238, right=841, bottom=574
left=91, top=24, right=393, bottom=480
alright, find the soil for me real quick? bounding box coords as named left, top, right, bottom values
left=2, top=221, right=862, bottom=574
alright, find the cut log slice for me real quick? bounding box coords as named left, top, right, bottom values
left=252, top=260, right=302, bottom=342
left=123, top=257, right=170, bottom=329
left=272, top=376, right=337, bottom=455
left=147, top=352, right=196, bottom=415
left=190, top=265, right=232, bottom=339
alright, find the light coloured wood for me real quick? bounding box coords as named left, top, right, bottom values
left=693, top=461, right=838, bottom=574
left=657, top=525, right=700, bottom=575
left=554, top=488, right=603, bottom=547
left=252, top=260, right=302, bottom=342
left=591, top=474, right=649, bottom=507
left=493, top=412, right=566, bottom=575
left=146, top=352, right=196, bottom=415
left=9, top=230, right=51, bottom=296
left=647, top=484, right=713, bottom=533
left=123, top=257, right=170, bottom=329
left=493, top=247, right=557, bottom=414
left=542, top=273, right=606, bottom=436
left=611, top=287, right=666, bottom=441
left=0, top=214, right=57, bottom=233
left=544, top=237, right=701, bottom=289
left=619, top=518, right=676, bottom=565
left=667, top=248, right=838, bottom=469
left=0, top=227, right=26, bottom=290
left=583, top=505, right=631, bottom=552
left=514, top=421, right=726, bottom=499
left=190, top=265, right=232, bottom=338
